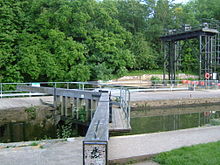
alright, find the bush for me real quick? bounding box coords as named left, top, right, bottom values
left=150, top=76, right=161, bottom=85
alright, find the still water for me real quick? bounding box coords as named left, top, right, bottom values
left=0, top=122, right=56, bottom=143
left=1, top=105, right=220, bottom=142
left=129, top=104, right=220, bottom=135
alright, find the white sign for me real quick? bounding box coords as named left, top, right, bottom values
left=213, top=73, right=217, bottom=80
left=32, top=83, right=40, bottom=87
left=84, top=144, right=106, bottom=165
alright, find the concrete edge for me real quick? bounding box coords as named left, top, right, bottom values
left=109, top=125, right=220, bottom=139
left=0, top=137, right=84, bottom=148
left=0, top=105, right=53, bottom=111
left=108, top=153, right=157, bottom=164
left=131, top=97, right=220, bottom=109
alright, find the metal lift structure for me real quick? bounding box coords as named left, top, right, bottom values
left=161, top=22, right=220, bottom=81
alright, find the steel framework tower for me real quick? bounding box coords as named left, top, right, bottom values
left=161, top=23, right=220, bottom=81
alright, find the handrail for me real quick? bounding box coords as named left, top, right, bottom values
left=1, top=80, right=219, bottom=100
left=83, top=92, right=109, bottom=165
left=16, top=85, right=101, bottom=100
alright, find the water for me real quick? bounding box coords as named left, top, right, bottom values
left=0, top=106, right=59, bottom=143
left=0, top=122, right=57, bottom=143
left=128, top=104, right=220, bottom=135
left=2, top=105, right=220, bottom=142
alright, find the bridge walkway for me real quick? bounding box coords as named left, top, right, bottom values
left=109, top=107, right=131, bottom=132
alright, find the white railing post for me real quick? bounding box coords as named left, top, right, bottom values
left=0, top=83, right=2, bottom=98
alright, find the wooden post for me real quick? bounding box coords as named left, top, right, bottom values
left=65, top=96, right=68, bottom=116
left=76, top=98, right=79, bottom=120
left=90, top=99, right=97, bottom=120
left=85, top=99, right=90, bottom=122
left=53, top=87, right=57, bottom=108
left=72, top=98, right=77, bottom=118
left=61, top=96, right=65, bottom=116
left=79, top=98, right=84, bottom=121
left=71, top=97, right=75, bottom=118
left=64, top=97, right=71, bottom=117
left=55, top=96, right=61, bottom=115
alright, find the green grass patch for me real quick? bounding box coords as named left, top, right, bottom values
left=154, top=141, right=220, bottom=165
left=210, top=119, right=220, bottom=126
left=30, top=142, right=39, bottom=146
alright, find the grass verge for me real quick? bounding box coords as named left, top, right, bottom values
left=154, top=141, right=220, bottom=165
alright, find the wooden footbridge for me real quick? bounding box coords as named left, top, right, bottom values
left=17, top=83, right=131, bottom=165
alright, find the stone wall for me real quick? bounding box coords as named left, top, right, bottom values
left=0, top=106, right=55, bottom=125
left=0, top=106, right=56, bottom=142
left=131, top=98, right=220, bottom=109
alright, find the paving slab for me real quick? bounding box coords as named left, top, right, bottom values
left=132, top=160, right=159, bottom=165
left=0, top=96, right=53, bottom=110
left=108, top=126, right=220, bottom=162
left=0, top=138, right=83, bottom=165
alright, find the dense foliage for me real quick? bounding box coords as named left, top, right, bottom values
left=0, top=0, right=219, bottom=82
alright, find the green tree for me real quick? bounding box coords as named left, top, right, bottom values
left=0, top=0, right=28, bottom=82
left=131, top=34, right=158, bottom=70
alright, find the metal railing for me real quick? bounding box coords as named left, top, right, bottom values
left=1, top=81, right=131, bottom=131
left=105, top=79, right=220, bottom=92
left=1, top=80, right=219, bottom=98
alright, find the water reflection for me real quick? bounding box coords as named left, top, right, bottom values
left=129, top=105, right=220, bottom=135
left=0, top=122, right=56, bottom=143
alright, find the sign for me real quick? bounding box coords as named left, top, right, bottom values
left=31, top=83, right=40, bottom=87
left=83, top=142, right=107, bottom=165
left=213, top=73, right=217, bottom=80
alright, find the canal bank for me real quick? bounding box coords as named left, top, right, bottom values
left=0, top=97, right=58, bottom=142
left=0, top=126, right=220, bottom=165
left=0, top=107, right=57, bottom=143
left=1, top=90, right=220, bottom=164
left=1, top=90, right=220, bottom=142
left=130, top=89, right=220, bottom=109
left=2, top=90, right=220, bottom=112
